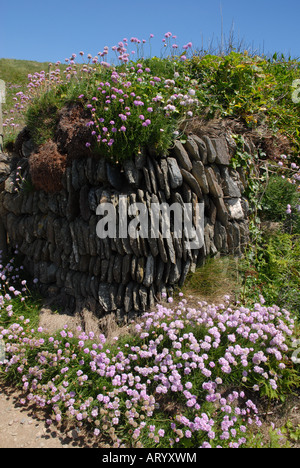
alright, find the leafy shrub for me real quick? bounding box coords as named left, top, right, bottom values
left=258, top=232, right=300, bottom=313
left=261, top=175, right=300, bottom=233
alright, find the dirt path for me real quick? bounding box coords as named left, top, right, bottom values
left=0, top=383, right=100, bottom=448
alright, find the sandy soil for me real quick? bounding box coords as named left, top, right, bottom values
left=0, top=383, right=102, bottom=448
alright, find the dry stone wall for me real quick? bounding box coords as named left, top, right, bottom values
left=0, top=131, right=250, bottom=322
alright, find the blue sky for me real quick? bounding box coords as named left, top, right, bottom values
left=1, top=0, right=300, bottom=63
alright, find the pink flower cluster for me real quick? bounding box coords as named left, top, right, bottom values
left=0, top=277, right=297, bottom=448
left=80, top=62, right=198, bottom=154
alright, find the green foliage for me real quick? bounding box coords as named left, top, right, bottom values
left=25, top=89, right=63, bottom=146
left=282, top=420, right=300, bottom=443
left=240, top=230, right=300, bottom=317
left=188, top=52, right=300, bottom=161
left=0, top=59, right=66, bottom=146
left=190, top=52, right=276, bottom=124
left=3, top=51, right=300, bottom=165
left=261, top=175, right=300, bottom=233
left=0, top=59, right=52, bottom=85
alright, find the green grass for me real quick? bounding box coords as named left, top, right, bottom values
left=0, top=58, right=66, bottom=148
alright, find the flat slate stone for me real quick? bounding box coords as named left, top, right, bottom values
left=190, top=134, right=208, bottom=164
left=172, top=140, right=193, bottom=171
left=180, top=168, right=202, bottom=199
left=220, top=167, right=241, bottom=198
left=143, top=254, right=155, bottom=287
left=124, top=282, right=134, bottom=313
left=213, top=197, right=229, bottom=226
left=107, top=163, right=125, bottom=191
left=225, top=198, right=244, bottom=220
left=160, top=159, right=171, bottom=199
left=167, top=157, right=183, bottom=189
left=191, top=160, right=209, bottom=194
left=184, top=136, right=200, bottom=161
left=98, top=282, right=111, bottom=312
left=123, top=159, right=141, bottom=186
left=202, top=136, right=216, bottom=163
left=212, top=137, right=231, bottom=166
left=205, top=167, right=223, bottom=198
left=139, top=285, right=148, bottom=311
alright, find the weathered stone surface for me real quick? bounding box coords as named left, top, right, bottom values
left=107, top=163, right=125, bottom=191
left=79, top=185, right=91, bottom=221
left=109, top=283, right=118, bottom=311
left=213, top=197, right=229, bottom=227
left=212, top=137, right=231, bottom=165
left=191, top=160, right=209, bottom=194
left=227, top=222, right=241, bottom=257
left=173, top=236, right=183, bottom=259
left=180, top=169, right=202, bottom=199
left=116, top=283, right=125, bottom=308
left=113, top=254, right=123, bottom=283
left=142, top=167, right=152, bottom=192
left=208, top=198, right=217, bottom=225
left=147, top=157, right=158, bottom=194
left=169, top=258, right=181, bottom=284
left=152, top=158, right=165, bottom=191
left=157, top=232, right=168, bottom=263
left=132, top=283, right=141, bottom=311
left=172, top=140, right=193, bottom=171
left=165, top=235, right=176, bottom=265
left=190, top=135, right=208, bottom=164
left=124, top=159, right=141, bottom=187
left=219, top=167, right=241, bottom=198
left=184, top=136, right=200, bottom=161
left=21, top=139, right=35, bottom=158
left=160, top=159, right=171, bottom=199
left=0, top=161, right=10, bottom=185
left=139, top=285, right=148, bottom=312
left=239, top=220, right=250, bottom=251
left=205, top=167, right=223, bottom=198
left=143, top=254, right=155, bottom=287
left=95, top=159, right=107, bottom=184
left=204, top=221, right=218, bottom=256
left=98, top=283, right=111, bottom=312
left=214, top=220, right=228, bottom=252
left=167, top=157, right=183, bottom=189
left=124, top=282, right=134, bottom=313
left=225, top=198, right=244, bottom=220
left=122, top=254, right=132, bottom=284
left=156, top=259, right=165, bottom=285
left=179, top=258, right=191, bottom=286
left=202, top=136, right=216, bottom=163
left=136, top=257, right=145, bottom=284
left=240, top=197, right=249, bottom=219
left=162, top=261, right=171, bottom=283
left=85, top=157, right=96, bottom=185
left=134, top=150, right=147, bottom=169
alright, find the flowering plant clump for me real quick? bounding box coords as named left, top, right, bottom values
left=1, top=255, right=299, bottom=449
left=3, top=32, right=198, bottom=160
left=79, top=60, right=199, bottom=160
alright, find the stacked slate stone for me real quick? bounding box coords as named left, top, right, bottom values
left=0, top=132, right=250, bottom=321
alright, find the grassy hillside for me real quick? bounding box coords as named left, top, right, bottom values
left=0, top=58, right=66, bottom=147
left=0, top=58, right=52, bottom=84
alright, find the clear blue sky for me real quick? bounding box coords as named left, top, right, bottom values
left=1, top=0, right=300, bottom=63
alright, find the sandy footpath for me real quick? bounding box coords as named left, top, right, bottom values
left=0, top=383, right=100, bottom=448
